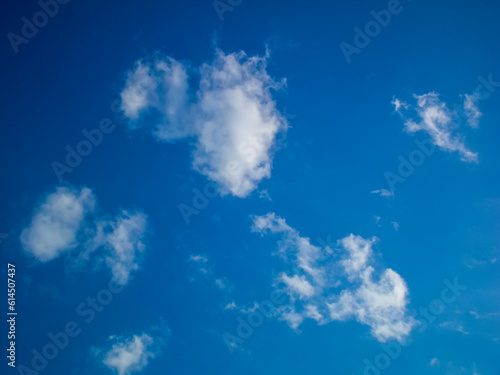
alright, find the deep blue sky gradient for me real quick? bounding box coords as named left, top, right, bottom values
left=1, top=0, right=499, bottom=374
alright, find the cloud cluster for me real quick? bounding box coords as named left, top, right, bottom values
left=20, top=186, right=147, bottom=285
left=252, top=213, right=415, bottom=342
left=392, top=92, right=480, bottom=162
left=120, top=49, right=288, bottom=197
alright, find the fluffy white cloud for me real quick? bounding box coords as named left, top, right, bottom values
left=20, top=187, right=95, bottom=262
left=252, top=213, right=415, bottom=342
left=20, top=185, right=148, bottom=285
left=96, top=325, right=168, bottom=375
left=120, top=49, right=288, bottom=197
left=102, top=334, right=154, bottom=375
left=393, top=92, right=479, bottom=162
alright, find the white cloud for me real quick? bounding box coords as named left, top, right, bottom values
left=20, top=185, right=148, bottom=285
left=251, top=213, right=415, bottom=342
left=96, top=326, right=168, bottom=375
left=20, top=187, right=95, bottom=262
left=102, top=334, right=154, bottom=375
left=224, top=301, right=237, bottom=310
left=280, top=273, right=315, bottom=299
left=120, top=49, right=288, bottom=198
left=392, top=222, right=399, bottom=231
left=371, top=189, right=394, bottom=198
left=394, top=92, right=478, bottom=162
left=121, top=57, right=192, bottom=140
left=430, top=358, right=440, bottom=367
left=469, top=310, right=500, bottom=319
left=391, top=97, right=408, bottom=114
left=439, top=320, right=469, bottom=334
left=463, top=93, right=482, bottom=128
left=98, top=212, right=148, bottom=286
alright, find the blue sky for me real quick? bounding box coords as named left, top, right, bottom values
left=1, top=0, right=499, bottom=374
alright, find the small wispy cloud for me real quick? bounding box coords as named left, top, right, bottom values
left=439, top=320, right=469, bottom=335
left=469, top=310, right=500, bottom=320
left=371, top=189, right=394, bottom=198
left=189, top=253, right=233, bottom=291
left=393, top=92, right=479, bottom=162
left=391, top=97, right=409, bottom=114
left=462, top=93, right=482, bottom=128
left=430, top=357, right=440, bottom=367
left=392, top=222, right=400, bottom=232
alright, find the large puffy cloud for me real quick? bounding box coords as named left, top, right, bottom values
left=251, top=213, right=415, bottom=342
left=20, top=185, right=148, bottom=285
left=392, top=92, right=479, bottom=162
left=120, top=49, right=288, bottom=197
